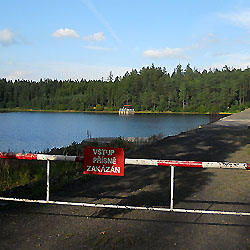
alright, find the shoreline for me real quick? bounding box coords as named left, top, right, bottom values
left=0, top=107, right=232, bottom=115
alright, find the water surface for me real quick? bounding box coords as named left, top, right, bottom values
left=0, top=112, right=214, bottom=153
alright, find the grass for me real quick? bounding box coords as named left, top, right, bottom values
left=0, top=136, right=138, bottom=196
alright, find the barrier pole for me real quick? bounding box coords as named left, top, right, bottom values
left=46, top=160, right=50, bottom=202
left=170, top=166, right=175, bottom=210
left=0, top=152, right=249, bottom=216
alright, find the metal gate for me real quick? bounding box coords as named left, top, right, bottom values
left=0, top=152, right=249, bottom=216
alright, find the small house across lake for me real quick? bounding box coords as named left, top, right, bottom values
left=119, top=105, right=135, bottom=115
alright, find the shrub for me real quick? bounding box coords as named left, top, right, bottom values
left=95, top=104, right=104, bottom=111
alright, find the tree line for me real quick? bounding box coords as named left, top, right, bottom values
left=1, top=64, right=250, bottom=113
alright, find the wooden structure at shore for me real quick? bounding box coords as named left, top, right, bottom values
left=119, top=105, right=135, bottom=115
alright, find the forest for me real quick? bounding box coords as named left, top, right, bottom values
left=1, top=64, right=250, bottom=113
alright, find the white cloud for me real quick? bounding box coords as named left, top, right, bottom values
left=5, top=70, right=32, bottom=80
left=0, top=28, right=15, bottom=46
left=190, top=33, right=219, bottom=50
left=143, top=47, right=186, bottom=59
left=52, top=28, right=80, bottom=38
left=2, top=61, right=132, bottom=81
left=219, top=9, right=250, bottom=31
left=46, top=62, right=131, bottom=80
left=83, top=32, right=105, bottom=41
left=213, top=52, right=250, bottom=61
left=204, top=52, right=250, bottom=70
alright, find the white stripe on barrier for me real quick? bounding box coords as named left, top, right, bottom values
left=37, top=154, right=78, bottom=162
left=202, top=162, right=248, bottom=169
left=125, top=158, right=158, bottom=166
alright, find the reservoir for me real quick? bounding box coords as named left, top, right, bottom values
left=0, top=112, right=220, bottom=153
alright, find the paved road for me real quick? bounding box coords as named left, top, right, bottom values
left=214, top=108, right=250, bottom=126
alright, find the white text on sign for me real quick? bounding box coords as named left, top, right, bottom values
left=83, top=146, right=124, bottom=176
left=86, top=165, right=121, bottom=174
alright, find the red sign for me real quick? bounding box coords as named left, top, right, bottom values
left=83, top=146, right=124, bottom=176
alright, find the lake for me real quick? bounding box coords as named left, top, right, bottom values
left=0, top=112, right=221, bottom=153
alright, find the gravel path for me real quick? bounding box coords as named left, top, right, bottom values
left=0, top=110, right=250, bottom=250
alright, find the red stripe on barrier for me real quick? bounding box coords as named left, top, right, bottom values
left=0, top=153, right=38, bottom=160
left=0, top=152, right=249, bottom=169
left=75, top=156, right=84, bottom=162
left=158, top=160, right=203, bottom=168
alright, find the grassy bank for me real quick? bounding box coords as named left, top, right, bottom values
left=0, top=137, right=136, bottom=196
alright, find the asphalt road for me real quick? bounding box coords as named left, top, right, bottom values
left=215, top=108, right=250, bottom=126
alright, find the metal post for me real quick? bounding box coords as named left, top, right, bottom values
left=170, top=166, right=175, bottom=210
left=46, top=160, right=50, bottom=202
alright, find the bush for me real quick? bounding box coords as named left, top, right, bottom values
left=95, top=104, right=104, bottom=111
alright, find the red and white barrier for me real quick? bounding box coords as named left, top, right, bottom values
left=0, top=152, right=249, bottom=170
left=0, top=151, right=249, bottom=216
left=0, top=152, right=83, bottom=162
left=125, top=159, right=250, bottom=170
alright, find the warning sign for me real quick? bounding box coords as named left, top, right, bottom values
left=83, top=146, right=124, bottom=176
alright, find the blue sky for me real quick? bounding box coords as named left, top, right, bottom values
left=1, top=0, right=250, bottom=81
